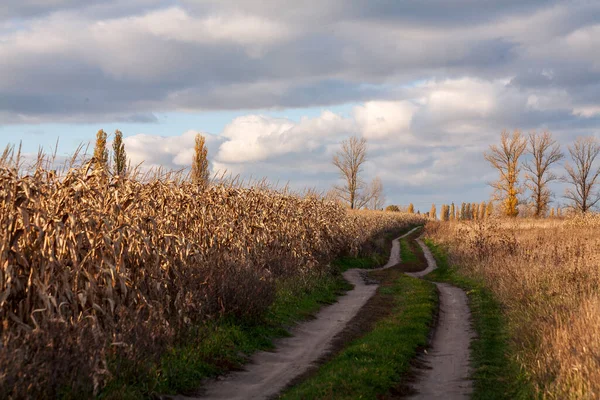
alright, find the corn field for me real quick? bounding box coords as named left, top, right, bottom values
left=0, top=160, right=423, bottom=398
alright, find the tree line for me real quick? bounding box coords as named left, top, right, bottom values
left=485, top=130, right=600, bottom=216
left=91, top=129, right=599, bottom=215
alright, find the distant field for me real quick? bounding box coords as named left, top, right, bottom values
left=0, top=162, right=424, bottom=398
left=426, top=216, right=600, bottom=399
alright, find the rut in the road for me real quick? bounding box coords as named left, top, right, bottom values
left=176, top=227, right=421, bottom=400
left=405, top=239, right=474, bottom=400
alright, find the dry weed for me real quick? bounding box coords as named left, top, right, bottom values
left=426, top=218, right=600, bottom=399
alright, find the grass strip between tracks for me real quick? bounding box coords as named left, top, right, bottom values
left=280, top=231, right=436, bottom=400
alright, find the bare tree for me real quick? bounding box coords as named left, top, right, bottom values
left=523, top=131, right=564, bottom=217
left=354, top=177, right=384, bottom=210
left=332, top=136, right=368, bottom=209
left=191, top=134, right=210, bottom=186
left=484, top=130, right=527, bottom=217
left=364, top=177, right=385, bottom=210
left=564, top=136, right=600, bottom=213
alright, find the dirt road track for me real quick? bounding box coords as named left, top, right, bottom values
left=406, top=239, right=474, bottom=400
left=176, top=227, right=421, bottom=400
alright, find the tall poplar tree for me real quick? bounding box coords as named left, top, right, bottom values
left=93, top=129, right=109, bottom=170
left=430, top=204, right=437, bottom=220
left=191, top=133, right=210, bottom=186
left=113, top=130, right=127, bottom=177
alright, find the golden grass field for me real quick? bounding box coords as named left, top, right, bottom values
left=426, top=216, right=600, bottom=399
left=0, top=161, right=424, bottom=398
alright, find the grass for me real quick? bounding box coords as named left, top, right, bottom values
left=400, top=237, right=418, bottom=263
left=99, top=226, right=419, bottom=399
left=280, top=262, right=437, bottom=399
left=333, top=226, right=418, bottom=272
left=332, top=255, right=385, bottom=272
left=99, top=272, right=351, bottom=399
left=427, top=219, right=600, bottom=397
left=423, top=239, right=534, bottom=400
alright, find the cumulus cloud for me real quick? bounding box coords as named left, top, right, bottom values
left=124, top=76, right=590, bottom=209
left=354, top=101, right=416, bottom=141
left=124, top=130, right=225, bottom=171
left=3, top=1, right=600, bottom=210
left=217, top=111, right=355, bottom=163
left=2, top=0, right=600, bottom=123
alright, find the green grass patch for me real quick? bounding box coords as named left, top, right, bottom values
left=400, top=238, right=417, bottom=263
left=423, top=239, right=535, bottom=400
left=333, top=225, right=420, bottom=273
left=332, top=255, right=385, bottom=272
left=280, top=272, right=437, bottom=400
left=99, top=272, right=351, bottom=400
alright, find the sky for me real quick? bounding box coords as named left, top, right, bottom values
left=2, top=0, right=600, bottom=212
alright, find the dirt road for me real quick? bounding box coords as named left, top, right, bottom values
left=406, top=239, right=474, bottom=400
left=180, top=227, right=421, bottom=400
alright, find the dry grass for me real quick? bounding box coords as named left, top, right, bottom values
left=0, top=158, right=423, bottom=399
left=426, top=217, right=600, bottom=399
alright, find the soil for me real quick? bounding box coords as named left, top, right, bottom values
left=173, top=227, right=421, bottom=400
left=403, top=239, right=474, bottom=400
left=169, top=228, right=474, bottom=400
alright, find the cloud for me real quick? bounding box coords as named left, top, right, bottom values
left=124, top=130, right=225, bottom=171
left=2, top=0, right=600, bottom=124
left=123, top=76, right=591, bottom=211
left=353, top=101, right=416, bottom=140
left=3, top=0, right=600, bottom=211
left=217, top=111, right=355, bottom=163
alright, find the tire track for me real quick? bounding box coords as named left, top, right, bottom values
left=405, top=239, right=474, bottom=400
left=176, top=227, right=421, bottom=400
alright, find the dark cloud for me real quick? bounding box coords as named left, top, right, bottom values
left=0, top=0, right=169, bottom=21
left=0, top=0, right=104, bottom=20
left=340, top=0, right=559, bottom=26
left=0, top=0, right=599, bottom=154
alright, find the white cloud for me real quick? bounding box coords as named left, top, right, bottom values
left=2, top=0, right=600, bottom=123
left=121, top=76, right=584, bottom=200
left=353, top=101, right=416, bottom=140
left=216, top=111, right=355, bottom=163
left=104, top=7, right=293, bottom=50
left=4, top=0, right=600, bottom=211
left=125, top=79, right=546, bottom=206
left=124, top=130, right=224, bottom=170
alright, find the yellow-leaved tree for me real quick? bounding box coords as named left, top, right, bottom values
left=485, top=130, right=527, bottom=217
left=191, top=133, right=210, bottom=186
left=430, top=204, right=437, bottom=220
left=93, top=129, right=108, bottom=171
